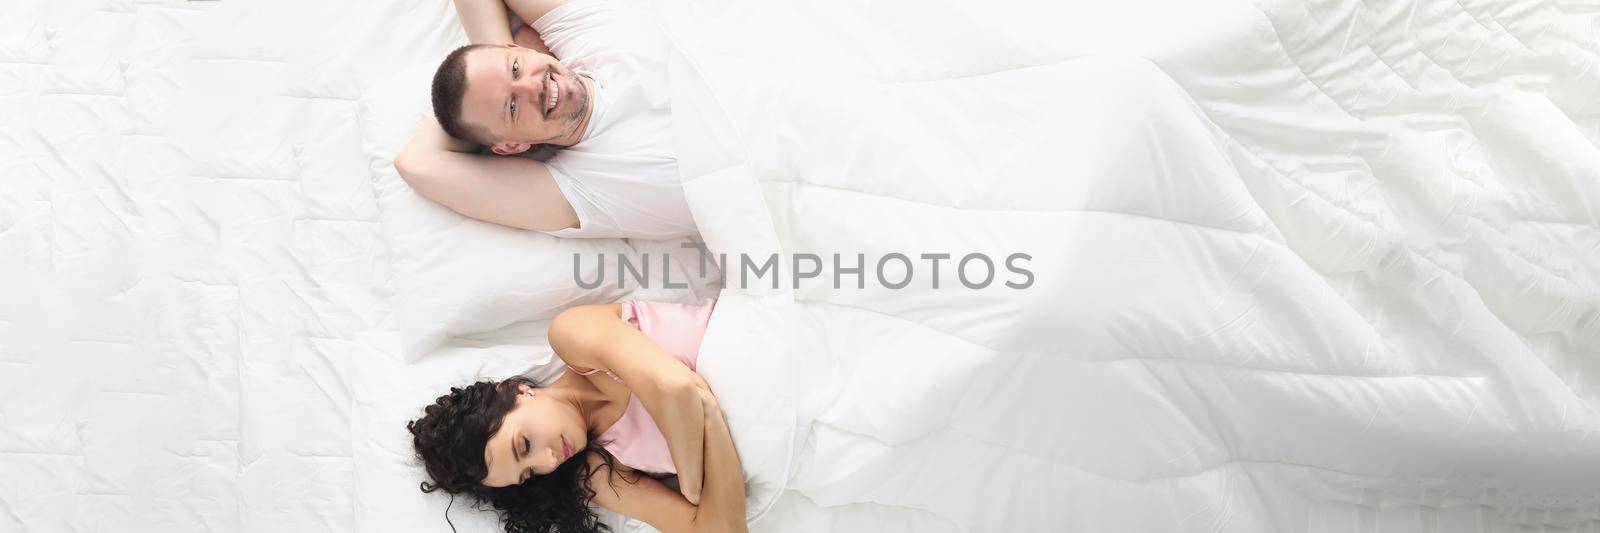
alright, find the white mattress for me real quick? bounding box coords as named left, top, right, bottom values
left=2, top=0, right=1595, bottom=532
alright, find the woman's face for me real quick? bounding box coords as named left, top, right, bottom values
left=480, top=382, right=589, bottom=488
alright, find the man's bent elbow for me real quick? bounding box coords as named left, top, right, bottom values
left=393, top=151, right=427, bottom=186
left=394, top=152, right=452, bottom=204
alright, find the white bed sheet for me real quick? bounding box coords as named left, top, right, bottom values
left=1, top=0, right=703, bottom=532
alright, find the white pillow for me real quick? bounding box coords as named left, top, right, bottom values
left=357, top=64, right=716, bottom=362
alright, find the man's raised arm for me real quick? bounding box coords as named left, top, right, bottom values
left=394, top=115, right=580, bottom=232
left=455, top=0, right=559, bottom=53
left=453, top=0, right=516, bottom=45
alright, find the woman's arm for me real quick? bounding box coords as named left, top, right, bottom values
left=584, top=390, right=748, bottom=533
left=693, top=387, right=749, bottom=531
left=549, top=304, right=708, bottom=505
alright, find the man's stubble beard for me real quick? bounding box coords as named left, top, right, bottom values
left=557, top=76, right=593, bottom=144
left=519, top=74, right=592, bottom=147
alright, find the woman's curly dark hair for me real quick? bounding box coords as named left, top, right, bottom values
left=406, top=375, right=640, bottom=533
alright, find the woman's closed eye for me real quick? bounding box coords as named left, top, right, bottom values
left=520, top=436, right=533, bottom=482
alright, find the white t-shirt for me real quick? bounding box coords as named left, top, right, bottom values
left=531, top=0, right=696, bottom=240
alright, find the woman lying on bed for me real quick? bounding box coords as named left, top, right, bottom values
left=406, top=299, right=748, bottom=533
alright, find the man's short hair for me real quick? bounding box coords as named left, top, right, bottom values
left=431, top=44, right=497, bottom=145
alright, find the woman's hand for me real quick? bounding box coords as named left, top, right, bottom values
left=583, top=382, right=746, bottom=533
left=696, top=386, right=721, bottom=415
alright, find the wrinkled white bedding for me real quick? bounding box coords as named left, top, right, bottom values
left=663, top=0, right=1600, bottom=531
left=3, top=0, right=1596, bottom=532
left=2, top=0, right=709, bottom=531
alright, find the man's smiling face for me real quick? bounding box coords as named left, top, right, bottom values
left=460, top=44, right=591, bottom=155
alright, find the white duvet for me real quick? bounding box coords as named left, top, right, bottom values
left=4, top=0, right=1596, bottom=532
left=663, top=0, right=1600, bottom=531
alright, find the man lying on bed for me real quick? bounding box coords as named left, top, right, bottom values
left=394, top=0, right=695, bottom=240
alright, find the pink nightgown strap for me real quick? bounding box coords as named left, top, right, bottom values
left=571, top=365, right=623, bottom=383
